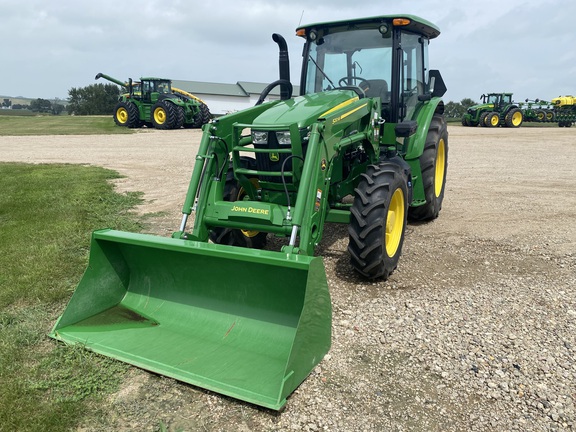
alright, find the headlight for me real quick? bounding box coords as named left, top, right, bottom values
left=276, top=131, right=291, bottom=145
left=251, top=130, right=268, bottom=144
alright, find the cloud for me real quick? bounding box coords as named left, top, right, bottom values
left=1, top=0, right=574, bottom=103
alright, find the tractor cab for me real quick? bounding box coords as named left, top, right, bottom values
left=139, top=78, right=173, bottom=103
left=481, top=93, right=513, bottom=107
left=297, top=16, right=446, bottom=124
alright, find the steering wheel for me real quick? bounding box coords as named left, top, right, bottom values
left=338, top=76, right=370, bottom=92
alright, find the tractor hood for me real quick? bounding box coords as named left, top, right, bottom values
left=253, top=90, right=361, bottom=128
left=468, top=103, right=494, bottom=113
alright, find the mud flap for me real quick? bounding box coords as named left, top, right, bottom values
left=49, top=229, right=331, bottom=411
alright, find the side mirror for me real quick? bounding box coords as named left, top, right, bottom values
left=429, top=70, right=447, bottom=98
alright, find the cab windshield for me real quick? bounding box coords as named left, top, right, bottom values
left=303, top=26, right=429, bottom=121
left=304, top=28, right=393, bottom=102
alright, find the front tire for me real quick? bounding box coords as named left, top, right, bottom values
left=348, top=161, right=410, bottom=280
left=485, top=112, right=500, bottom=127
left=151, top=101, right=177, bottom=129
left=113, top=101, right=140, bottom=128
left=409, top=114, right=448, bottom=221
left=209, top=158, right=267, bottom=249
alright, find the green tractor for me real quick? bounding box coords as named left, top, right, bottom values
left=95, top=73, right=211, bottom=129
left=462, top=92, right=523, bottom=128
left=52, top=15, right=448, bottom=410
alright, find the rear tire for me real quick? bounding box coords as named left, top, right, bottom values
left=209, top=158, right=267, bottom=249
left=479, top=112, right=489, bottom=127
left=348, top=161, right=410, bottom=280
left=409, top=114, right=448, bottom=221
left=175, top=106, right=185, bottom=128
left=505, top=108, right=523, bottom=128
left=113, top=101, right=140, bottom=128
left=192, top=103, right=212, bottom=128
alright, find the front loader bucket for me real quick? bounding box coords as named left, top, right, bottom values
left=50, top=229, right=331, bottom=411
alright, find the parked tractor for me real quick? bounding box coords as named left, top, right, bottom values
left=95, top=73, right=211, bottom=129
left=52, top=15, right=448, bottom=410
left=461, top=92, right=523, bottom=128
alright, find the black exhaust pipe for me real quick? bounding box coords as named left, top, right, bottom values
left=272, top=33, right=291, bottom=100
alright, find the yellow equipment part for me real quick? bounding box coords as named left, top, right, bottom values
left=551, top=95, right=576, bottom=106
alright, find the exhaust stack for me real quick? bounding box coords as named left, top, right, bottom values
left=273, top=33, right=291, bottom=100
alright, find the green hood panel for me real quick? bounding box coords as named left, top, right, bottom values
left=469, top=103, right=494, bottom=111
left=253, top=90, right=360, bottom=127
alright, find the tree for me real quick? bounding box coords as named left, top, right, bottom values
left=52, top=104, right=65, bottom=115
left=2, top=98, right=11, bottom=108
left=29, top=98, right=53, bottom=113
left=443, top=98, right=479, bottom=120
left=67, top=83, right=120, bottom=115
left=460, top=98, right=477, bottom=110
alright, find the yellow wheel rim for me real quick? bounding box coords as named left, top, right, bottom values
left=490, top=114, right=499, bottom=126
left=434, top=138, right=446, bottom=197
left=241, top=229, right=260, bottom=238
left=512, top=111, right=522, bottom=126
left=117, top=107, right=128, bottom=124
left=239, top=178, right=261, bottom=238
left=154, top=107, right=166, bottom=124
left=385, top=188, right=405, bottom=257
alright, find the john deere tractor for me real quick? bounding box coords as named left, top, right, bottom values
left=52, top=15, right=448, bottom=410
left=462, top=92, right=523, bottom=127
left=95, top=73, right=211, bottom=129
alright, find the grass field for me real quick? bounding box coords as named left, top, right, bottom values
left=0, top=114, right=133, bottom=136
left=0, top=163, right=143, bottom=431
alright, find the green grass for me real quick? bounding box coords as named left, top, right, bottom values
left=0, top=163, right=143, bottom=432
left=0, top=115, right=133, bottom=135
left=0, top=109, right=36, bottom=117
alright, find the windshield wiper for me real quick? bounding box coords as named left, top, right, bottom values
left=308, top=55, right=335, bottom=88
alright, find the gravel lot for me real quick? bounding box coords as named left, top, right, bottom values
left=1, top=125, right=575, bottom=431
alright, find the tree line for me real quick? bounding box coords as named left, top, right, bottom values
left=2, top=83, right=120, bottom=116
left=3, top=97, right=65, bottom=114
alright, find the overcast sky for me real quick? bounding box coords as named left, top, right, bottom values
left=1, top=0, right=575, bottom=104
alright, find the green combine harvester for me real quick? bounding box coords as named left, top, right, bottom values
left=96, top=73, right=211, bottom=129
left=51, top=14, right=448, bottom=410
left=461, top=93, right=523, bottom=127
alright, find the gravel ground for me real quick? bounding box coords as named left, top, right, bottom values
left=1, top=125, right=575, bottom=431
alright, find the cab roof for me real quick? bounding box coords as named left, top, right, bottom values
left=140, top=77, right=171, bottom=82
left=296, top=14, right=440, bottom=39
